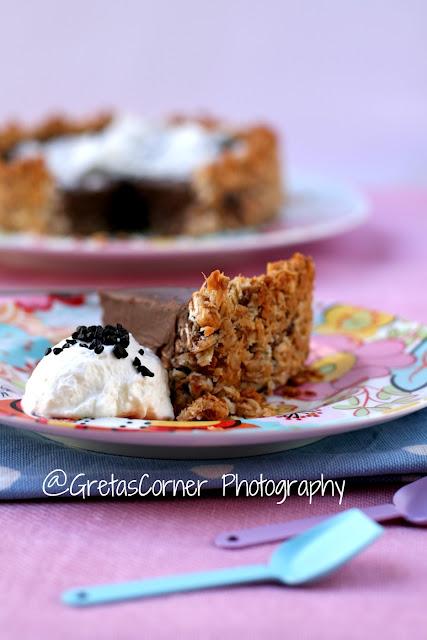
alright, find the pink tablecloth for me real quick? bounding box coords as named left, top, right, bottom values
left=1, top=188, right=427, bottom=639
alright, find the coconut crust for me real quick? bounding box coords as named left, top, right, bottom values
left=167, top=253, right=314, bottom=420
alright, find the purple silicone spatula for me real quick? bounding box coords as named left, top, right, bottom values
left=215, top=475, right=427, bottom=549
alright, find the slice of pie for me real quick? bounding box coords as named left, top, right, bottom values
left=100, top=253, right=314, bottom=420
left=0, top=112, right=283, bottom=237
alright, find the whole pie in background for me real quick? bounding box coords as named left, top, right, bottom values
left=0, top=112, right=284, bottom=237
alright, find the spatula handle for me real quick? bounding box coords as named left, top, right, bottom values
left=215, top=503, right=398, bottom=549
left=62, top=563, right=270, bottom=607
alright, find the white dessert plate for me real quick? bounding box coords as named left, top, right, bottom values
left=0, top=175, right=368, bottom=273
left=0, top=294, right=425, bottom=459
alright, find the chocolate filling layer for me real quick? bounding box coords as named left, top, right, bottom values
left=62, top=178, right=194, bottom=235
left=100, top=287, right=193, bottom=355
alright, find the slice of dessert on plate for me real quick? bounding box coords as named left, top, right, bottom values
left=0, top=112, right=283, bottom=237
left=101, top=252, right=314, bottom=420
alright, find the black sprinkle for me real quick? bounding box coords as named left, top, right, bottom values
left=53, top=347, right=62, bottom=355
left=62, top=343, right=71, bottom=349
left=71, top=326, right=84, bottom=339
left=138, top=365, right=155, bottom=378
left=45, top=347, right=52, bottom=356
left=132, top=356, right=154, bottom=377
left=119, top=424, right=126, bottom=428
left=113, top=344, right=128, bottom=359
left=138, top=348, right=144, bottom=356
left=70, top=323, right=132, bottom=357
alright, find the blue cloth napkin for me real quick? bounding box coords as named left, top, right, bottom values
left=0, top=409, right=426, bottom=500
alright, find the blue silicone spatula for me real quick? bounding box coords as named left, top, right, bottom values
left=62, top=509, right=383, bottom=607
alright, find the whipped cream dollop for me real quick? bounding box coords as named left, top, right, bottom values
left=14, top=115, right=232, bottom=189
left=21, top=324, right=174, bottom=420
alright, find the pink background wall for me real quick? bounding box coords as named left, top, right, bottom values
left=1, top=0, right=426, bottom=184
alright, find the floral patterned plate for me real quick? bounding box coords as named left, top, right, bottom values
left=0, top=294, right=426, bottom=459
